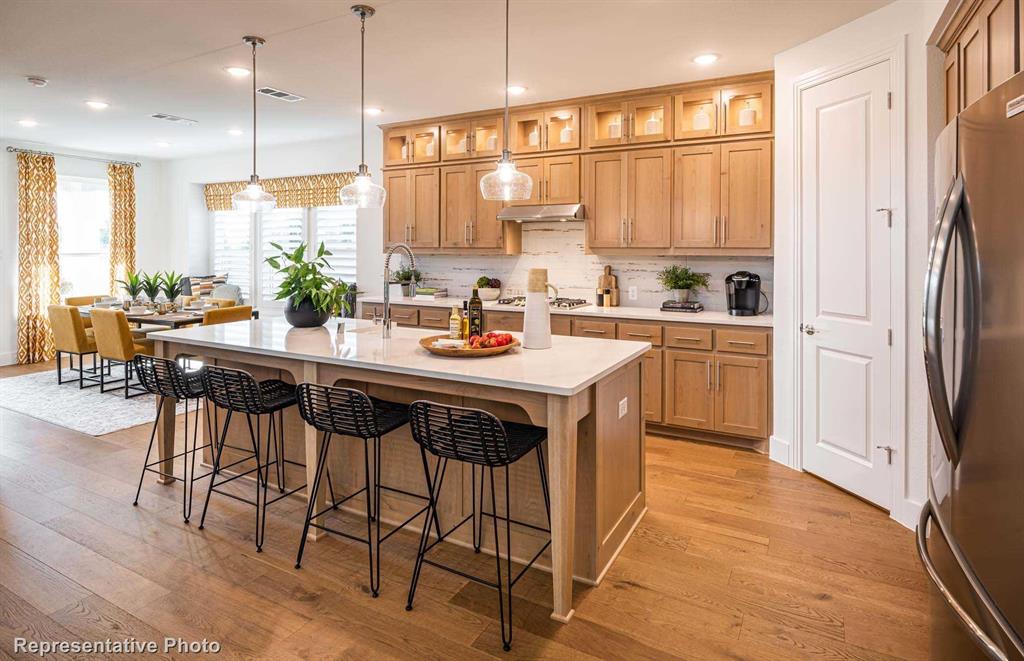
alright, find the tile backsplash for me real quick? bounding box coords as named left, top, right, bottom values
left=411, top=223, right=773, bottom=312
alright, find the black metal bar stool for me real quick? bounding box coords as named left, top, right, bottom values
left=293, top=383, right=440, bottom=597
left=405, top=401, right=551, bottom=652
left=131, top=355, right=210, bottom=522
left=198, top=365, right=307, bottom=552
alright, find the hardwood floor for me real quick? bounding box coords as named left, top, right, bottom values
left=0, top=360, right=929, bottom=660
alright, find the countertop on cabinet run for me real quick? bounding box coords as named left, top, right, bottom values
left=148, top=317, right=649, bottom=397
left=359, top=296, right=773, bottom=328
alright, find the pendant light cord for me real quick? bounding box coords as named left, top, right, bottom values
left=251, top=39, right=257, bottom=180
left=360, top=11, right=366, bottom=166
left=502, top=0, right=510, bottom=156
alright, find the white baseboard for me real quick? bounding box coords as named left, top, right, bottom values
left=891, top=497, right=923, bottom=531
left=0, top=351, right=16, bottom=367
left=769, top=434, right=796, bottom=469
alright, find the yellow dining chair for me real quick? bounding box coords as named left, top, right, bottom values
left=64, top=294, right=104, bottom=328
left=91, top=308, right=155, bottom=398
left=207, top=298, right=238, bottom=309
left=203, top=305, right=253, bottom=326
left=47, top=305, right=101, bottom=389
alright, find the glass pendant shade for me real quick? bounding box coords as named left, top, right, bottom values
left=340, top=171, right=386, bottom=208
left=232, top=182, right=276, bottom=212
left=480, top=158, right=532, bottom=201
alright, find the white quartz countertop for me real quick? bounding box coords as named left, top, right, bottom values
left=150, top=317, right=649, bottom=396
left=359, top=296, right=773, bottom=328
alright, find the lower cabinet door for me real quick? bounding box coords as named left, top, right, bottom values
left=663, top=349, right=714, bottom=430
left=714, top=354, right=768, bottom=438
left=643, top=348, right=663, bottom=423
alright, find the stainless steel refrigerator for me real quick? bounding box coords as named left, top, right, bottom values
left=921, top=71, right=1024, bottom=660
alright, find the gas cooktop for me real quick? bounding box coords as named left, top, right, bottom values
left=497, top=296, right=591, bottom=310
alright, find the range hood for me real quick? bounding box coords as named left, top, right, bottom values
left=496, top=203, right=585, bottom=222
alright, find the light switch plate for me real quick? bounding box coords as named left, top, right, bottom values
left=627, top=286, right=638, bottom=301
left=618, top=397, right=628, bottom=419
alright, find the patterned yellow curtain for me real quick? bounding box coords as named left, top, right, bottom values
left=203, top=172, right=356, bottom=211
left=16, top=153, right=60, bottom=364
left=108, top=163, right=137, bottom=295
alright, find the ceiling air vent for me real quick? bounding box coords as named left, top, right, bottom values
left=257, top=86, right=305, bottom=103
left=150, top=112, right=198, bottom=126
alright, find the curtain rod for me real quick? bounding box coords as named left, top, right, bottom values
left=6, top=146, right=141, bottom=168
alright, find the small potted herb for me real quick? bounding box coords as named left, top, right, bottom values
left=657, top=265, right=710, bottom=303
left=264, top=241, right=351, bottom=328
left=117, top=271, right=144, bottom=303
left=391, top=265, right=422, bottom=297
left=475, top=276, right=502, bottom=301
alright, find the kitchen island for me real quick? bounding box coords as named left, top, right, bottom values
left=150, top=318, right=649, bottom=623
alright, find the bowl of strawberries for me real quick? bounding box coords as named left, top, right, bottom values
left=420, top=332, right=519, bottom=357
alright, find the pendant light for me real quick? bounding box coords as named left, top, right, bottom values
left=479, top=0, right=532, bottom=201
left=232, top=35, right=276, bottom=212
left=340, top=5, right=386, bottom=208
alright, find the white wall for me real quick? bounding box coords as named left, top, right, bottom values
left=162, top=131, right=383, bottom=294
left=0, top=139, right=166, bottom=365
left=772, top=0, right=945, bottom=528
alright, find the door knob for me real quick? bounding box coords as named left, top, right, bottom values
left=876, top=445, right=895, bottom=465
left=800, top=323, right=817, bottom=336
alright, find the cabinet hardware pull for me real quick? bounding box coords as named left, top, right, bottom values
left=706, top=360, right=711, bottom=390
left=716, top=361, right=722, bottom=391
left=627, top=332, right=652, bottom=338
left=583, top=329, right=607, bottom=334
left=722, top=216, right=727, bottom=243
left=629, top=218, right=634, bottom=244
left=620, top=218, right=627, bottom=246
left=714, top=216, right=720, bottom=245
left=728, top=340, right=756, bottom=346
left=673, top=336, right=701, bottom=342
left=469, top=222, right=474, bottom=244
left=543, top=124, right=549, bottom=150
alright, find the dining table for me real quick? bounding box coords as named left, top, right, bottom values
left=78, top=306, right=258, bottom=329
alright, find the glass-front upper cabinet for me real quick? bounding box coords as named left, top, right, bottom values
left=511, top=107, right=580, bottom=154
left=587, top=96, right=671, bottom=147
left=674, top=89, right=721, bottom=140
left=441, top=116, right=503, bottom=161
left=385, top=124, right=440, bottom=166
left=721, top=83, right=772, bottom=135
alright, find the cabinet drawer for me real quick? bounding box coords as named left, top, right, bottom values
left=551, top=315, right=571, bottom=336
left=663, top=325, right=713, bottom=350
left=360, top=303, right=383, bottom=320
left=572, top=318, right=616, bottom=338
left=418, top=307, right=450, bottom=329
left=483, top=311, right=524, bottom=333
left=389, top=305, right=419, bottom=327
left=617, top=322, right=663, bottom=346
left=716, top=328, right=769, bottom=355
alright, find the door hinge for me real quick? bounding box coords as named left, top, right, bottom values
left=887, top=92, right=892, bottom=109
left=887, top=328, right=892, bottom=346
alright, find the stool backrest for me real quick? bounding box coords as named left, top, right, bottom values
left=202, top=364, right=263, bottom=413
left=408, top=400, right=512, bottom=467
left=296, top=383, right=380, bottom=439
left=133, top=355, right=197, bottom=400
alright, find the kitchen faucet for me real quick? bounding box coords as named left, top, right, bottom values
left=379, top=243, right=417, bottom=338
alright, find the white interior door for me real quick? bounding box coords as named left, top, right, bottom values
left=799, top=60, right=894, bottom=509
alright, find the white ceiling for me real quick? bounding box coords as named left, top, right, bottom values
left=0, top=0, right=890, bottom=160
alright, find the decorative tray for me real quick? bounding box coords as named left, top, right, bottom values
left=418, top=334, right=519, bottom=358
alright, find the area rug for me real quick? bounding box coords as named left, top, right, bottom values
left=0, top=369, right=191, bottom=436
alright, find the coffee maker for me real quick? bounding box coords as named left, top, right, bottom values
left=725, top=271, right=768, bottom=316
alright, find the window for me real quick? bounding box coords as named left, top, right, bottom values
left=210, top=204, right=357, bottom=310
left=57, top=176, right=110, bottom=297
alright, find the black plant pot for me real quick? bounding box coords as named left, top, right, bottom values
left=284, top=295, right=330, bottom=328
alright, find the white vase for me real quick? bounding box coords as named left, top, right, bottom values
left=523, top=292, right=552, bottom=349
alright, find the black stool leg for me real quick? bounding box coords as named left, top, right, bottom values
left=536, top=445, right=551, bottom=526
left=363, top=437, right=379, bottom=597
left=132, top=396, right=165, bottom=506
left=199, top=409, right=232, bottom=530
left=295, top=431, right=333, bottom=569
left=488, top=466, right=514, bottom=652
left=276, top=409, right=286, bottom=493
left=406, top=454, right=448, bottom=611
left=182, top=397, right=204, bottom=523
left=245, top=413, right=269, bottom=552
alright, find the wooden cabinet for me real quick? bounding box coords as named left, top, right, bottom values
left=418, top=307, right=450, bottom=329
left=510, top=107, right=580, bottom=154
left=721, top=83, right=772, bottom=135
left=383, top=168, right=440, bottom=248
left=511, top=155, right=580, bottom=206
left=440, top=163, right=510, bottom=250
left=672, top=145, right=720, bottom=248
left=664, top=349, right=714, bottom=430
left=441, top=116, right=503, bottom=161
left=388, top=305, right=420, bottom=327
left=643, top=349, right=663, bottom=423
left=584, top=149, right=671, bottom=249
left=384, top=124, right=440, bottom=166
left=961, top=14, right=986, bottom=109
left=944, top=48, right=960, bottom=124
left=483, top=311, right=524, bottom=332
left=571, top=318, right=616, bottom=338
left=714, top=354, right=768, bottom=438
left=674, top=89, right=720, bottom=140
left=587, top=96, right=671, bottom=147
left=720, top=140, right=772, bottom=249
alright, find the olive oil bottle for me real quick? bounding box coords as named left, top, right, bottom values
left=461, top=301, right=470, bottom=339
left=468, top=289, right=483, bottom=337
left=449, top=305, right=461, bottom=340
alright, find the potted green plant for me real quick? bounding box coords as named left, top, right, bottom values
left=160, top=270, right=183, bottom=302
left=140, top=272, right=163, bottom=303
left=657, top=265, right=710, bottom=303
left=264, top=241, right=351, bottom=328
left=391, top=265, right=422, bottom=297
left=116, top=271, right=144, bottom=302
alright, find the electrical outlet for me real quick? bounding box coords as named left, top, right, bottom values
left=627, top=286, right=638, bottom=301
left=618, top=397, right=628, bottom=419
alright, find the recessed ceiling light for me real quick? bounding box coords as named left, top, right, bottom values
left=507, top=85, right=526, bottom=96
left=18, top=119, right=38, bottom=127
left=225, top=66, right=251, bottom=78
left=227, top=128, right=244, bottom=136
left=85, top=100, right=109, bottom=110
left=365, top=107, right=383, bottom=116
left=693, top=53, right=719, bottom=66
left=156, top=141, right=170, bottom=148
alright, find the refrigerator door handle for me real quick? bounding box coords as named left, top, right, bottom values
left=917, top=501, right=1023, bottom=661
left=924, top=174, right=964, bottom=465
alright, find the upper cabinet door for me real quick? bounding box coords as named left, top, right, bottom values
left=440, top=165, right=472, bottom=247
left=508, top=158, right=542, bottom=207
left=543, top=155, right=580, bottom=205
left=960, top=14, right=986, bottom=109
left=384, top=128, right=413, bottom=167
left=441, top=121, right=472, bottom=161
left=383, top=170, right=410, bottom=246
left=544, top=107, right=581, bottom=151
left=720, top=140, right=771, bottom=249
left=982, top=0, right=1015, bottom=93
left=586, top=101, right=629, bottom=148
left=944, top=47, right=961, bottom=123
left=583, top=152, right=627, bottom=248
left=510, top=111, right=544, bottom=154
left=626, top=148, right=671, bottom=248
left=471, top=116, right=504, bottom=158
left=721, top=83, right=772, bottom=135
left=675, top=89, right=721, bottom=140
left=672, top=145, right=720, bottom=248
left=409, top=167, right=440, bottom=247
left=471, top=163, right=505, bottom=249
left=626, top=95, right=672, bottom=144
left=410, top=125, right=440, bottom=164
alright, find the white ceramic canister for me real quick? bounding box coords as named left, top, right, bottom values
left=523, top=268, right=556, bottom=350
